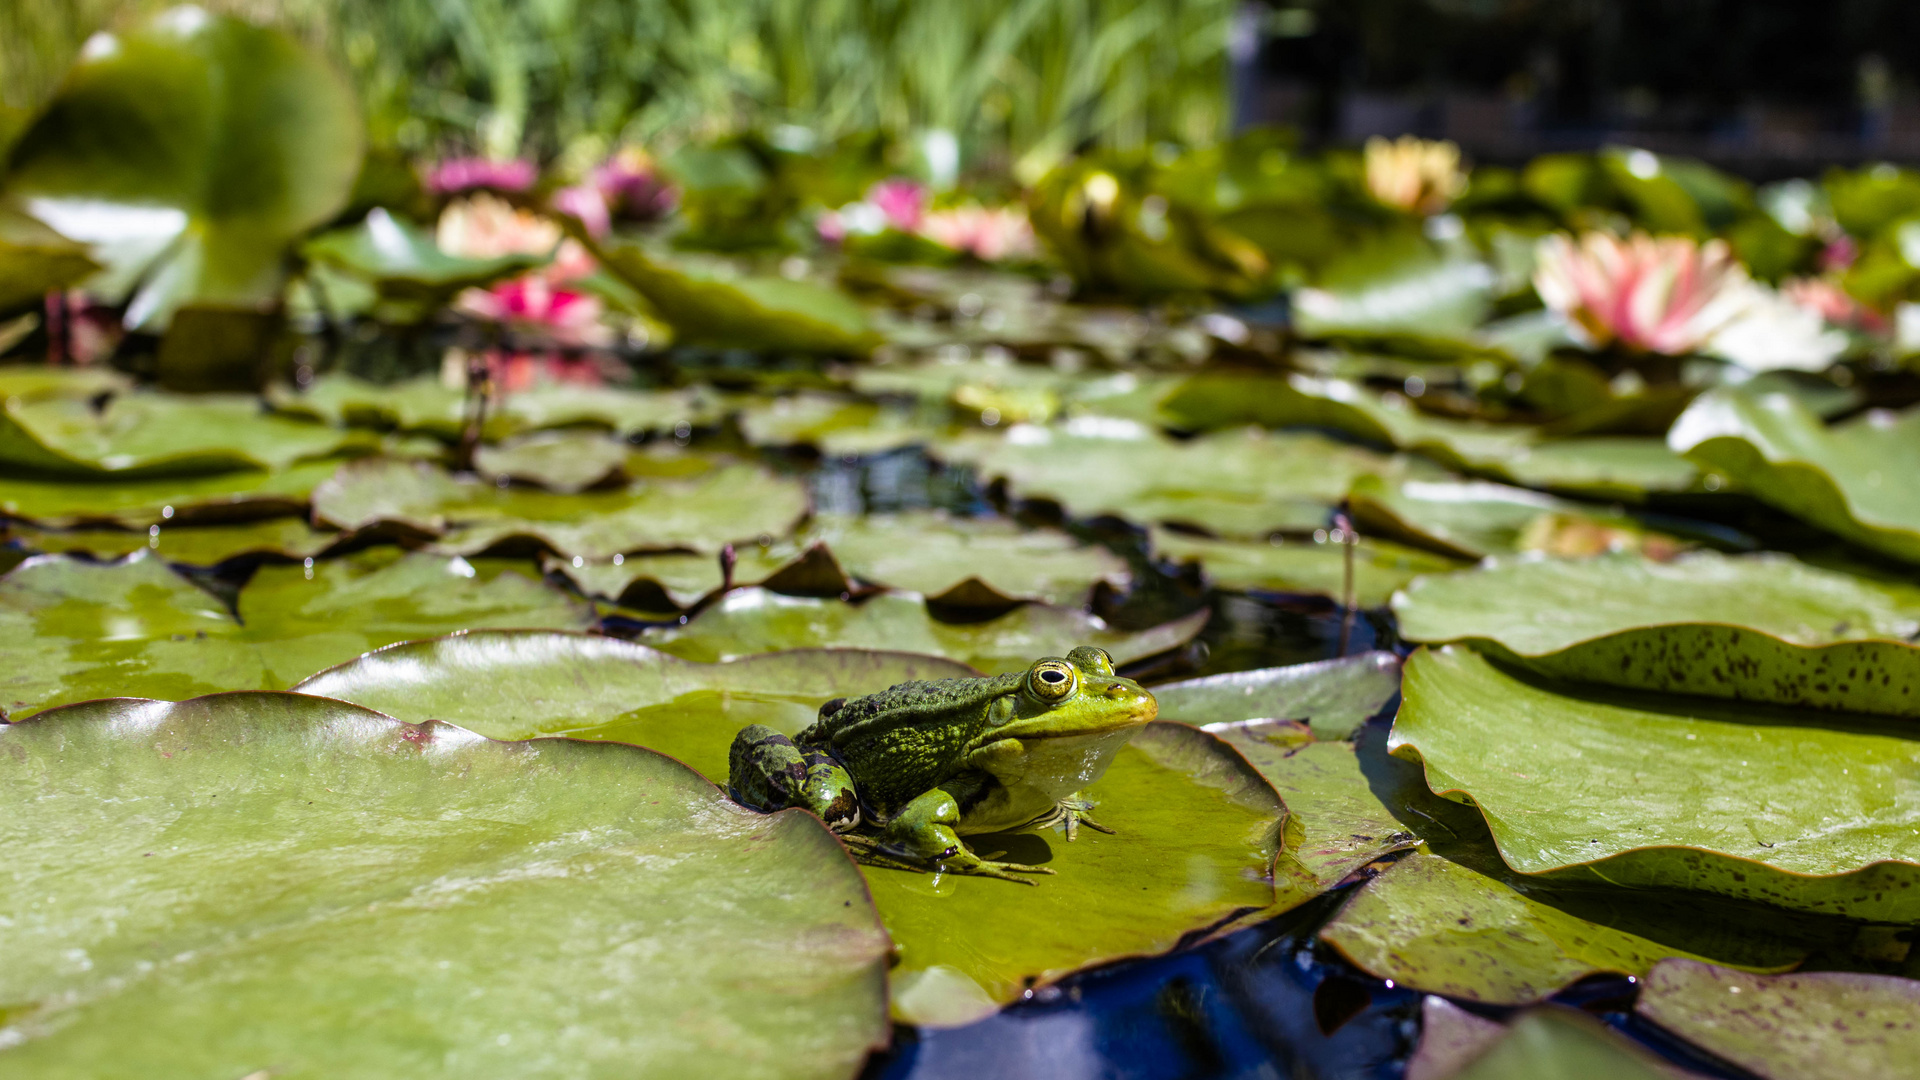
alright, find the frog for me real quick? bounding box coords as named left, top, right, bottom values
left=726, top=646, right=1157, bottom=883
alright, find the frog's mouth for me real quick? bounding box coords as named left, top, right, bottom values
left=1004, top=686, right=1157, bottom=740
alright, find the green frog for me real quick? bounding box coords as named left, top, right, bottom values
left=727, top=646, right=1157, bottom=883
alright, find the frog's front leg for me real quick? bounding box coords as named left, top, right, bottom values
left=727, top=725, right=860, bottom=830
left=854, top=786, right=1055, bottom=885
left=1029, top=792, right=1117, bottom=842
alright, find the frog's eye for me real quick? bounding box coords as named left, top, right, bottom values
left=1028, top=660, right=1077, bottom=702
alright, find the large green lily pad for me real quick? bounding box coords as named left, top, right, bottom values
left=1491, top=437, right=1700, bottom=501
left=294, top=632, right=1284, bottom=1027
left=1634, top=959, right=1920, bottom=1080
left=1, top=393, right=363, bottom=477
left=637, top=588, right=1208, bottom=674
left=1392, top=646, right=1920, bottom=921
left=0, top=364, right=131, bottom=404
left=270, top=374, right=718, bottom=442
left=1670, top=387, right=1920, bottom=564
left=1395, top=551, right=1920, bottom=715
left=0, top=458, right=343, bottom=526
left=1152, top=526, right=1463, bottom=606
left=940, top=424, right=1416, bottom=539
left=0, top=693, right=890, bottom=1078
left=6, top=9, right=362, bottom=327
left=0, top=550, right=591, bottom=717
left=1320, top=850, right=1804, bottom=1005
left=588, top=237, right=879, bottom=354
left=1219, top=733, right=1421, bottom=900
left=311, top=458, right=808, bottom=557
left=736, top=393, right=940, bottom=455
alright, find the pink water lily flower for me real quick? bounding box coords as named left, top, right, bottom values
left=1532, top=231, right=1750, bottom=355
left=919, top=204, right=1038, bottom=262
left=456, top=276, right=611, bottom=350
left=425, top=157, right=537, bottom=196
left=869, top=179, right=929, bottom=232
left=1783, top=276, right=1887, bottom=333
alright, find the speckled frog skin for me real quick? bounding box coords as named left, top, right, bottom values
left=727, top=646, right=1157, bottom=882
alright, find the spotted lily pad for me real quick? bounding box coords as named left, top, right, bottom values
left=1670, top=387, right=1920, bottom=564
left=1634, top=959, right=1920, bottom=1080
left=941, top=424, right=1415, bottom=538
left=0, top=550, right=591, bottom=717
left=1320, top=851, right=1804, bottom=1005
left=1392, top=646, right=1920, bottom=921
left=0, top=458, right=343, bottom=526
left=311, top=458, right=808, bottom=557
left=1151, top=526, right=1463, bottom=606
left=1, top=393, right=363, bottom=476
left=296, top=632, right=1284, bottom=1027
left=0, top=693, right=890, bottom=1078
left=636, top=588, right=1208, bottom=673
left=1395, top=552, right=1920, bottom=716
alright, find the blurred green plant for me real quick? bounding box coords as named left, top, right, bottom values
left=4, top=0, right=1233, bottom=175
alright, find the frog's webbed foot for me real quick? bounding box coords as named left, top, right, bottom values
left=1031, top=794, right=1116, bottom=842
left=840, top=832, right=1054, bottom=884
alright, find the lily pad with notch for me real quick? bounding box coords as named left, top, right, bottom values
left=1151, top=526, right=1464, bottom=607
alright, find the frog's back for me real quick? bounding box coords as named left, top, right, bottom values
left=801, top=673, right=1021, bottom=813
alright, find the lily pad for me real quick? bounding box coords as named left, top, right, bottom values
left=270, top=374, right=718, bottom=441
left=0, top=549, right=592, bottom=717
left=0, top=364, right=131, bottom=404
left=0, top=692, right=890, bottom=1078
left=736, top=392, right=939, bottom=455
left=235, top=548, right=595, bottom=687
left=0, top=205, right=101, bottom=310
left=588, top=237, right=879, bottom=354
left=1320, top=850, right=1803, bottom=1005
left=302, top=207, right=542, bottom=318
left=1406, top=997, right=1507, bottom=1080
left=1157, top=650, right=1403, bottom=738
left=0, top=393, right=362, bottom=477
left=0, top=458, right=341, bottom=526
left=7, top=8, right=362, bottom=327
left=1489, top=437, right=1700, bottom=501
left=474, top=429, right=630, bottom=492
left=0, top=552, right=265, bottom=718
left=1350, top=476, right=1678, bottom=561
left=637, top=588, right=1208, bottom=674
left=1439, top=1008, right=1693, bottom=1080
left=1634, top=959, right=1920, bottom=1080
left=941, top=424, right=1416, bottom=539
left=1292, top=239, right=1494, bottom=349
left=311, top=458, right=809, bottom=558
left=10, top=516, right=337, bottom=565
left=1394, top=551, right=1920, bottom=716
left=787, top=512, right=1130, bottom=608
left=295, top=632, right=1284, bottom=1026
left=1151, top=526, right=1464, bottom=607
left=266, top=374, right=472, bottom=439
left=1391, top=646, right=1920, bottom=921
left=1670, top=387, right=1920, bottom=565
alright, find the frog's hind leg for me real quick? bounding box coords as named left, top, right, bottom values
left=1029, top=793, right=1116, bottom=842
left=726, top=725, right=861, bottom=830
left=867, top=788, right=1055, bottom=885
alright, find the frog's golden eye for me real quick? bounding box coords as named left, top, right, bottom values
left=1027, top=660, right=1077, bottom=702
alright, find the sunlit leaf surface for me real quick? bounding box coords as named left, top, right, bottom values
left=0, top=693, right=890, bottom=1079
